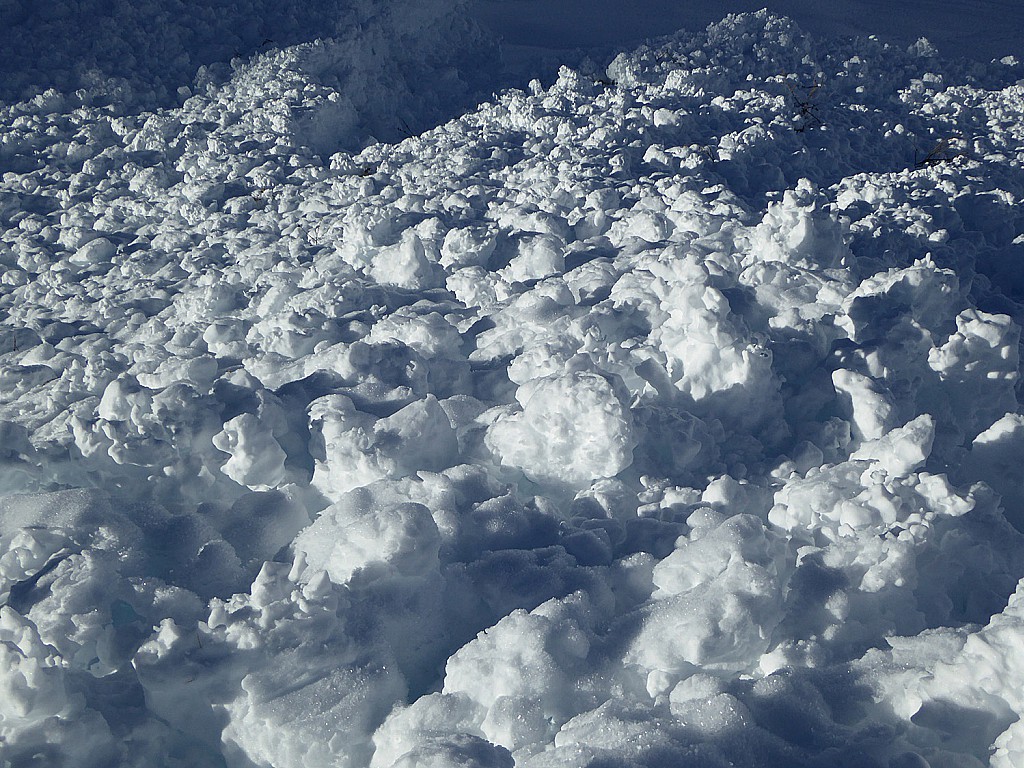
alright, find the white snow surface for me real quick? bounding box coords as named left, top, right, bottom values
left=2, top=3, right=1024, bottom=767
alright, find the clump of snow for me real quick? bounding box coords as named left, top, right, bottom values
left=628, top=514, right=787, bottom=688
left=213, top=413, right=289, bottom=490
left=486, top=370, right=636, bottom=490
left=295, top=492, right=441, bottom=586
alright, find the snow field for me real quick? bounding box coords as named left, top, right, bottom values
left=1, top=8, right=1024, bottom=767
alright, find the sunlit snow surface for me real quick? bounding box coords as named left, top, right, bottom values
left=2, top=4, right=1024, bottom=768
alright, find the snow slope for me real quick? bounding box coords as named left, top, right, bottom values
left=473, top=0, right=1024, bottom=62
left=2, top=3, right=1024, bottom=768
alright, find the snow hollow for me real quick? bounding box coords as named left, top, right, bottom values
left=2, top=3, right=1024, bottom=768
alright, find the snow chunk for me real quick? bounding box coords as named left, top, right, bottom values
left=372, top=693, right=509, bottom=768
left=309, top=395, right=459, bottom=501
left=501, top=234, right=566, bottom=284
left=389, top=735, right=513, bottom=768
left=928, top=308, right=1020, bottom=438
left=442, top=595, right=595, bottom=753
left=222, top=660, right=405, bottom=768
left=645, top=251, right=781, bottom=429
left=0, top=608, right=116, bottom=765
left=370, top=232, right=443, bottom=290
left=832, top=369, right=898, bottom=444
left=627, top=515, right=785, bottom=682
left=839, top=258, right=959, bottom=343
left=750, top=179, right=851, bottom=270
left=294, top=490, right=440, bottom=586
left=486, top=371, right=636, bottom=489
left=68, top=237, right=116, bottom=266
left=964, top=413, right=1024, bottom=529
left=851, top=415, right=935, bottom=478
left=213, top=413, right=288, bottom=490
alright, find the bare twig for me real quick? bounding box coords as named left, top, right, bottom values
left=784, top=75, right=825, bottom=132
left=914, top=136, right=966, bottom=169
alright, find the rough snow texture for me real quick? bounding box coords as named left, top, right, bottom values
left=2, top=7, right=1024, bottom=768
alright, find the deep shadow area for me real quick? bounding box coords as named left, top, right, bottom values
left=0, top=0, right=376, bottom=107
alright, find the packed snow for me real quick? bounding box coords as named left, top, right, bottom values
left=2, top=2, right=1024, bottom=767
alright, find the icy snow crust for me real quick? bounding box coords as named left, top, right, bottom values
left=3, top=9, right=1024, bottom=768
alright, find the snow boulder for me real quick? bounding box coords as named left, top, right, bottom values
left=485, top=370, right=636, bottom=490
left=626, top=514, right=787, bottom=689
left=309, top=394, right=459, bottom=501
left=213, top=413, right=289, bottom=490
left=963, top=414, right=1024, bottom=530
left=294, top=490, right=441, bottom=586
left=441, top=594, right=598, bottom=755
left=750, top=179, right=851, bottom=271
left=0, top=608, right=117, bottom=767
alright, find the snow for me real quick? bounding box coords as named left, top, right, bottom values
left=474, top=0, right=1024, bottom=63
left=486, top=369, right=637, bottom=489
left=2, top=1, right=1024, bottom=767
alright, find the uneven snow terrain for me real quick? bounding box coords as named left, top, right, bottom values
left=474, top=0, right=1024, bottom=63
left=2, top=5, right=1024, bottom=768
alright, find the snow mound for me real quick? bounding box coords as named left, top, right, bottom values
left=0, top=0, right=493, bottom=135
